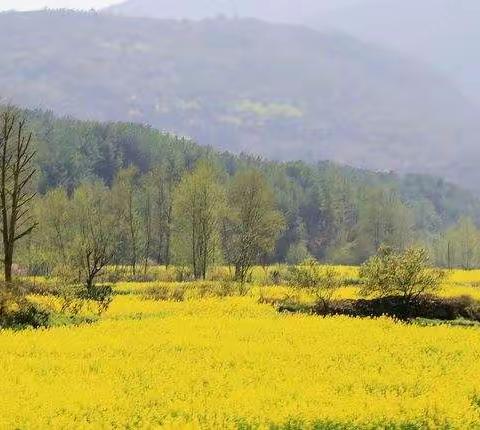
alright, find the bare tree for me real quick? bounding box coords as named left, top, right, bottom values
left=142, top=176, right=153, bottom=275
left=71, top=182, right=117, bottom=290
left=112, top=167, right=140, bottom=275
left=0, top=108, right=37, bottom=282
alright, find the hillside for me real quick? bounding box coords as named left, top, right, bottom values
left=106, top=0, right=480, bottom=106
left=0, top=10, right=479, bottom=188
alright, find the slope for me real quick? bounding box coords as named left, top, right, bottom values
left=0, top=10, right=479, bottom=188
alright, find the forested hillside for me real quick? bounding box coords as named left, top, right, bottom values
left=1, top=10, right=479, bottom=189
left=18, top=107, right=480, bottom=268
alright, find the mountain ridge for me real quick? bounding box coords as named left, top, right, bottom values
left=0, top=10, right=479, bottom=189
left=105, top=0, right=480, bottom=105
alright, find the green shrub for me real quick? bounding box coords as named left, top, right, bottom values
left=0, top=283, right=51, bottom=329
left=170, top=285, right=187, bottom=302
left=47, top=313, right=98, bottom=328
left=288, top=259, right=341, bottom=311
left=359, top=246, right=445, bottom=303
left=268, top=265, right=289, bottom=286
left=58, top=284, right=85, bottom=315
left=144, top=284, right=170, bottom=301
left=144, top=284, right=186, bottom=302
left=174, top=267, right=194, bottom=282
left=81, top=284, right=114, bottom=315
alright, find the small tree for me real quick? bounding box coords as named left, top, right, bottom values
left=359, top=246, right=444, bottom=303
left=35, top=188, right=70, bottom=270
left=150, top=161, right=180, bottom=267
left=288, top=259, right=341, bottom=310
left=70, top=182, right=117, bottom=290
left=112, top=167, right=140, bottom=275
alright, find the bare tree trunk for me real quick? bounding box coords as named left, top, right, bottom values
left=128, top=191, right=137, bottom=276
left=4, top=251, right=12, bottom=283
left=192, top=218, right=197, bottom=279
left=144, top=192, right=152, bottom=275
left=165, top=202, right=173, bottom=268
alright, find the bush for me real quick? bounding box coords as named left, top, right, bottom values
left=58, top=284, right=85, bottom=315
left=208, top=267, right=233, bottom=282
left=144, top=284, right=186, bottom=302
left=174, top=267, right=194, bottom=282
left=144, top=284, right=170, bottom=301
left=194, top=281, right=237, bottom=298
left=0, top=283, right=51, bottom=329
left=288, top=259, right=341, bottom=310
left=143, top=281, right=249, bottom=301
left=170, top=285, right=187, bottom=302
left=80, top=284, right=114, bottom=315
left=312, top=295, right=480, bottom=321
left=56, top=284, right=114, bottom=316
left=124, top=273, right=157, bottom=283
left=100, top=269, right=124, bottom=284
left=268, top=265, right=289, bottom=286
left=2, top=302, right=51, bottom=329
left=359, top=247, right=444, bottom=303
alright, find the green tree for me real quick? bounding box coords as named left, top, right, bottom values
left=34, top=188, right=70, bottom=271
left=149, top=161, right=180, bottom=267
left=453, top=217, right=479, bottom=269
left=286, top=241, right=311, bottom=265
left=112, top=167, right=141, bottom=274
left=173, top=161, right=225, bottom=279
left=356, top=188, right=413, bottom=260
left=224, top=169, right=284, bottom=282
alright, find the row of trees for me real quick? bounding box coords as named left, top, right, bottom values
left=3, top=107, right=480, bottom=287
left=23, top=162, right=284, bottom=286
left=23, top=159, right=480, bottom=290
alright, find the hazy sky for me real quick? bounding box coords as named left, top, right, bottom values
left=0, top=0, right=122, bottom=11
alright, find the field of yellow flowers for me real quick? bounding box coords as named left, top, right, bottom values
left=1, top=268, right=480, bottom=428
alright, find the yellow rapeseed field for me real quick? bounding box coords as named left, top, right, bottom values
left=1, top=291, right=480, bottom=429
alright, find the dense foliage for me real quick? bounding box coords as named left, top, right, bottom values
left=359, top=247, right=445, bottom=302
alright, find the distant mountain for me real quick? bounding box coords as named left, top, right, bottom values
left=320, top=0, right=480, bottom=105
left=0, top=10, right=479, bottom=189
left=106, top=0, right=480, bottom=105
left=105, top=0, right=362, bottom=22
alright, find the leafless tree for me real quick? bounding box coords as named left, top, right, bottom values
left=0, top=108, right=37, bottom=282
